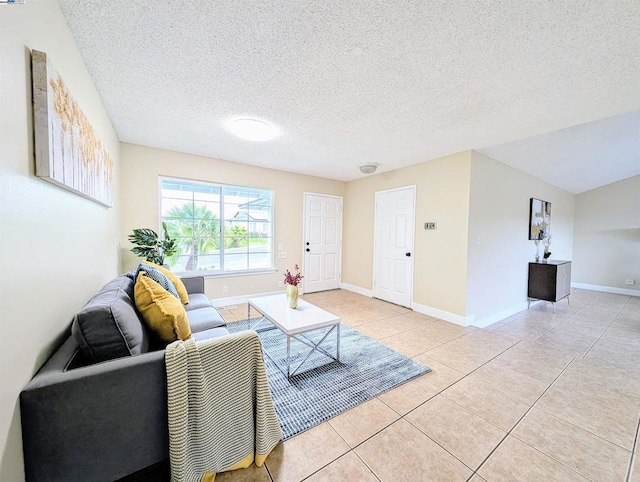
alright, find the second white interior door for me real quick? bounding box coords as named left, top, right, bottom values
left=303, top=193, right=343, bottom=293
left=373, top=186, right=415, bottom=307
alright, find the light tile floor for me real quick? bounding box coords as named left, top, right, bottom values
left=216, top=289, right=640, bottom=481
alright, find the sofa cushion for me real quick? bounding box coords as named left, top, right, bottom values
left=193, top=326, right=231, bottom=341
left=184, top=293, right=214, bottom=312
left=135, top=263, right=179, bottom=299
left=145, top=262, right=190, bottom=305
left=187, top=307, right=227, bottom=332
left=134, top=273, right=192, bottom=342
left=71, top=276, right=150, bottom=362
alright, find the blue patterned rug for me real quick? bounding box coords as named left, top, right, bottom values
left=227, top=318, right=430, bottom=440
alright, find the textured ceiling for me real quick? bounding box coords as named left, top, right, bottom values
left=59, top=0, right=640, bottom=187
left=480, top=111, right=640, bottom=193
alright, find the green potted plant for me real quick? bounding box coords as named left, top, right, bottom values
left=128, top=222, right=177, bottom=266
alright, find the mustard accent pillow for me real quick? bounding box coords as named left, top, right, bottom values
left=147, top=262, right=190, bottom=305
left=134, top=273, right=192, bottom=342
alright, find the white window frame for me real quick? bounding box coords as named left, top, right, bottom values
left=158, top=176, right=276, bottom=277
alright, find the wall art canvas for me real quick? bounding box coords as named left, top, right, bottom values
left=529, top=198, right=551, bottom=240
left=32, top=50, right=113, bottom=207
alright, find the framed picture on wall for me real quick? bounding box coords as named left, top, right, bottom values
left=529, top=198, right=551, bottom=240
left=32, top=50, right=114, bottom=207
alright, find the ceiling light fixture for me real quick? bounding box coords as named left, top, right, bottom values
left=227, top=118, right=278, bottom=142
left=359, top=163, right=378, bottom=174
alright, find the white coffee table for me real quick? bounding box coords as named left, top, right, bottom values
left=247, top=294, right=341, bottom=378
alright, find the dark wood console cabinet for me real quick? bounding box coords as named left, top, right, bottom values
left=528, top=260, right=572, bottom=311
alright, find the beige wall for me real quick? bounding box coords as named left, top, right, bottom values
left=0, top=2, right=121, bottom=480
left=466, top=152, right=575, bottom=325
left=573, top=175, right=640, bottom=293
left=120, top=143, right=345, bottom=299
left=342, top=152, right=472, bottom=316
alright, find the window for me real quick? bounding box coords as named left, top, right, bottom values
left=160, top=178, right=273, bottom=274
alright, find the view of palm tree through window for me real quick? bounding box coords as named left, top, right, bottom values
left=160, top=178, right=273, bottom=273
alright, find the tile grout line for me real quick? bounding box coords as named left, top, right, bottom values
left=381, top=340, right=535, bottom=475
left=298, top=424, right=383, bottom=481
left=527, top=293, right=611, bottom=359
left=471, top=355, right=579, bottom=479
left=403, top=338, right=528, bottom=419
left=626, top=416, right=640, bottom=482
left=624, top=297, right=640, bottom=482
left=350, top=451, right=383, bottom=482
left=263, top=460, right=275, bottom=482
left=243, top=295, right=394, bottom=481
left=261, top=295, right=481, bottom=482
left=580, top=296, right=629, bottom=359
left=264, top=291, right=630, bottom=481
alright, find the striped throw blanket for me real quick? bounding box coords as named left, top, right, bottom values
left=165, top=331, right=282, bottom=482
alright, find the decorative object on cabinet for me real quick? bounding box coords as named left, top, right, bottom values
left=528, top=198, right=551, bottom=240
left=543, top=234, right=552, bottom=260
left=528, top=260, right=571, bottom=312
left=32, top=50, right=114, bottom=207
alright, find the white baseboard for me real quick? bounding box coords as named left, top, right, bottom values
left=211, top=290, right=283, bottom=308
left=469, top=301, right=537, bottom=328
left=340, top=283, right=373, bottom=298
left=411, top=302, right=469, bottom=327
left=572, top=283, right=640, bottom=297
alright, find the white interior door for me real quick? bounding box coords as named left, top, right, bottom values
left=373, top=186, right=415, bottom=307
left=303, top=193, right=343, bottom=293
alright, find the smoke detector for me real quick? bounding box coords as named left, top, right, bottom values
left=359, top=163, right=378, bottom=174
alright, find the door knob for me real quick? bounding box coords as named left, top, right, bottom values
left=405, top=252, right=411, bottom=257
left=306, top=248, right=310, bottom=252
left=306, top=242, right=310, bottom=246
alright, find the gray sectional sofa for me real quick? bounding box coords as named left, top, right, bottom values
left=20, top=273, right=232, bottom=482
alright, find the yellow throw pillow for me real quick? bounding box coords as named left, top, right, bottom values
left=134, top=273, right=192, bottom=342
left=147, top=262, right=190, bottom=305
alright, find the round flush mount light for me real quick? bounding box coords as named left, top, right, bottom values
left=359, top=163, right=378, bottom=174
left=226, top=118, right=278, bottom=142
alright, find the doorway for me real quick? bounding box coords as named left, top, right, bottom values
left=303, top=193, right=343, bottom=293
left=373, top=186, right=416, bottom=307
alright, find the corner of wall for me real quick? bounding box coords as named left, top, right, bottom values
left=465, top=151, right=576, bottom=324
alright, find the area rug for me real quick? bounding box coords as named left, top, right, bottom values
left=227, top=319, right=430, bottom=440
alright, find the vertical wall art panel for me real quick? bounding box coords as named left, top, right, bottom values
left=32, top=50, right=113, bottom=207
left=528, top=197, right=551, bottom=240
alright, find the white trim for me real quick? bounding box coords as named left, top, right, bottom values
left=411, top=302, right=469, bottom=327
left=469, top=301, right=542, bottom=328
left=178, top=269, right=277, bottom=279
left=374, top=184, right=418, bottom=195
left=572, top=283, right=640, bottom=297
left=211, top=290, right=283, bottom=308
left=302, top=192, right=344, bottom=293
left=340, top=282, right=373, bottom=298
left=372, top=185, right=416, bottom=308
left=302, top=192, right=344, bottom=199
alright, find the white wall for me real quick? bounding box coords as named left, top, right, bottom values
left=466, top=152, right=575, bottom=326
left=343, top=152, right=472, bottom=318
left=573, top=175, right=640, bottom=294
left=120, top=143, right=345, bottom=300
left=0, top=2, right=121, bottom=480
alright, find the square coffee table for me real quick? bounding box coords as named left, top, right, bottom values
left=247, top=294, right=341, bottom=378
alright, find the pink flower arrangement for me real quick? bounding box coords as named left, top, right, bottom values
left=283, top=264, right=303, bottom=286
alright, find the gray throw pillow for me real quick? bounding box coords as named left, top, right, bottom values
left=135, top=263, right=180, bottom=299
left=71, top=276, right=150, bottom=362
